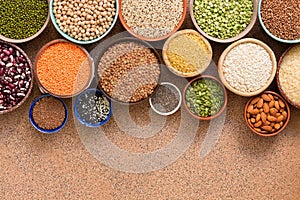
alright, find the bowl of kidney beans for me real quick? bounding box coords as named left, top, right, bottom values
left=0, top=41, right=33, bottom=114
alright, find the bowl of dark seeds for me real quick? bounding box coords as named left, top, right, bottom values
left=29, top=94, right=68, bottom=134
left=149, top=82, right=182, bottom=116
left=74, top=88, right=112, bottom=127
left=0, top=0, right=49, bottom=43
left=258, top=0, right=300, bottom=43
left=0, top=41, right=33, bottom=114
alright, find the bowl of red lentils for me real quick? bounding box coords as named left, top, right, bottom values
left=97, top=37, right=161, bottom=104
left=190, top=0, right=258, bottom=43
left=0, top=41, right=34, bottom=114
left=29, top=94, right=68, bottom=134
left=49, top=0, right=119, bottom=44
left=34, top=39, right=94, bottom=98
left=162, top=29, right=212, bottom=77
left=258, top=0, right=300, bottom=44
left=218, top=38, right=277, bottom=97
left=118, top=0, right=187, bottom=41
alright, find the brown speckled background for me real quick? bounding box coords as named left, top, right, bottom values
left=0, top=1, right=299, bottom=199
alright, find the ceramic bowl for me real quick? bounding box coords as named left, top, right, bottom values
left=244, top=91, right=290, bottom=137
left=0, top=0, right=50, bottom=43
left=183, top=75, right=227, bottom=120
left=0, top=41, right=34, bottom=114
left=118, top=0, right=187, bottom=41
left=49, top=0, right=119, bottom=44
left=258, top=0, right=300, bottom=44
left=218, top=38, right=277, bottom=97
left=162, top=29, right=212, bottom=77
left=149, top=82, right=182, bottom=116
left=29, top=94, right=68, bottom=134
left=190, top=0, right=258, bottom=43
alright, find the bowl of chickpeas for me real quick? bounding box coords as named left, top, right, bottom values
left=49, top=0, right=119, bottom=44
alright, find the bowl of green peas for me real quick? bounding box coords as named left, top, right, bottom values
left=183, top=75, right=227, bottom=120
left=190, top=0, right=258, bottom=43
left=0, top=0, right=49, bottom=43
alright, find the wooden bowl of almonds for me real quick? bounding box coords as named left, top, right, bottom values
left=244, top=91, right=290, bottom=137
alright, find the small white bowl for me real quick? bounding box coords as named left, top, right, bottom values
left=149, top=82, right=182, bottom=116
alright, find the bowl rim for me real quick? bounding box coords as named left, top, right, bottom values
left=49, top=0, right=119, bottom=45
left=276, top=44, right=300, bottom=109
left=118, top=0, right=187, bottom=41
left=258, top=0, right=300, bottom=44
left=33, top=39, right=94, bottom=98
left=243, top=91, right=291, bottom=137
left=189, top=0, right=258, bottom=43
left=149, top=82, right=182, bottom=116
left=73, top=88, right=112, bottom=127
left=162, top=29, right=213, bottom=78
left=218, top=38, right=277, bottom=97
left=0, top=41, right=34, bottom=115
left=96, top=36, right=162, bottom=105
left=183, top=75, right=228, bottom=121
left=28, top=94, right=68, bottom=134
left=0, top=0, right=50, bottom=43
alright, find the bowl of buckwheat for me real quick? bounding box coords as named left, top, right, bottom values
left=50, top=0, right=119, bottom=44
left=97, top=37, right=162, bottom=104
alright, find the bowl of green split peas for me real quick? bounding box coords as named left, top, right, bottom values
left=0, top=0, right=49, bottom=43
left=190, top=0, right=258, bottom=43
left=183, top=75, right=228, bottom=120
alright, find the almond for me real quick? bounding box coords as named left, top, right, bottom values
left=254, top=128, right=262, bottom=133
left=250, top=108, right=260, bottom=115
left=276, top=115, right=284, bottom=123
left=257, top=98, right=264, bottom=108
left=269, top=100, right=275, bottom=108
left=278, top=99, right=285, bottom=108
left=263, top=103, right=269, bottom=113
left=267, top=115, right=277, bottom=122
left=276, top=113, right=281, bottom=117
left=274, top=124, right=281, bottom=130
left=254, top=121, right=262, bottom=128
left=262, top=94, right=271, bottom=101
left=247, top=104, right=254, bottom=113
left=261, top=112, right=267, bottom=124
left=261, top=126, right=272, bottom=132
left=256, top=114, right=261, bottom=122
left=282, top=111, right=287, bottom=121
left=250, top=97, right=260, bottom=105
left=275, top=101, right=280, bottom=110
left=268, top=94, right=274, bottom=100
left=251, top=118, right=256, bottom=123
left=269, top=108, right=278, bottom=116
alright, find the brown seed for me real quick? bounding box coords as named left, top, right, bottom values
left=247, top=104, right=254, bottom=113
left=267, top=115, right=277, bottom=122
left=270, top=108, right=278, bottom=116
left=269, top=100, right=275, bottom=108
left=247, top=113, right=250, bottom=118
left=278, top=99, right=285, bottom=108
left=268, top=94, right=274, bottom=100
left=282, top=111, right=287, bottom=121
left=261, top=112, right=267, bottom=124
left=276, top=113, right=281, bottom=117
left=275, top=101, right=280, bottom=110
left=280, top=121, right=283, bottom=126
left=254, top=128, right=262, bottom=133
left=254, top=121, right=262, bottom=128
left=250, top=97, right=260, bottom=105
left=256, top=114, right=261, bottom=122
left=261, top=126, right=272, bottom=132
left=264, top=121, right=271, bottom=126
left=261, top=130, right=268, bottom=134
left=251, top=118, right=256, bottom=123
left=248, top=119, right=253, bottom=127
left=270, top=122, right=275, bottom=127
left=257, top=98, right=264, bottom=108
left=276, top=115, right=284, bottom=123
left=262, top=94, right=271, bottom=101
left=250, top=108, right=260, bottom=115
left=274, top=124, right=281, bottom=130
left=263, top=103, right=270, bottom=113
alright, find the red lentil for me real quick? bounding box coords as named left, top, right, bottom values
left=36, top=42, right=91, bottom=96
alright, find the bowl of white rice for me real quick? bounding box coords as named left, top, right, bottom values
left=277, top=44, right=300, bottom=109
left=218, top=38, right=277, bottom=97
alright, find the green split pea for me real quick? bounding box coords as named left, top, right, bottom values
left=0, top=0, right=48, bottom=39
left=185, top=78, right=224, bottom=117
left=193, top=0, right=253, bottom=39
